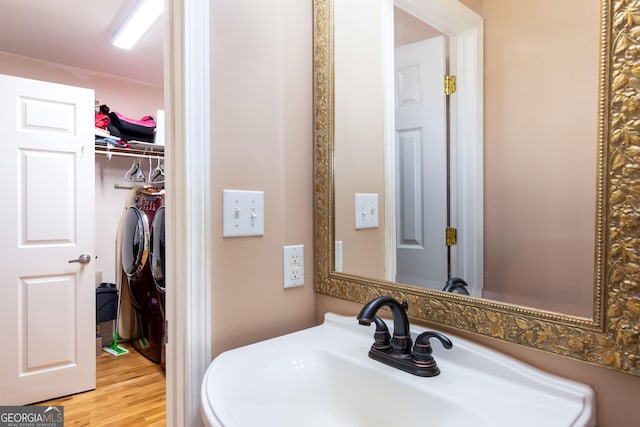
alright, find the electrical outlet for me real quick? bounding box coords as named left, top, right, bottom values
left=291, top=252, right=300, bottom=265
left=290, top=263, right=301, bottom=280
left=283, top=245, right=304, bottom=288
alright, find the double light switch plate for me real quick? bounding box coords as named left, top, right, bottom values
left=223, top=189, right=265, bottom=237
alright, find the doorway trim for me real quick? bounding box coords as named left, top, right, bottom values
left=384, top=0, right=484, bottom=296
left=165, top=1, right=212, bottom=426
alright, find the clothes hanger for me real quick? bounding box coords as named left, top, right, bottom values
left=149, top=157, right=165, bottom=184
left=125, top=157, right=146, bottom=182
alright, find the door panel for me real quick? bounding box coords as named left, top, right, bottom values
left=22, top=150, right=76, bottom=243
left=397, top=129, right=423, bottom=246
left=23, top=275, right=76, bottom=370
left=0, top=74, right=95, bottom=405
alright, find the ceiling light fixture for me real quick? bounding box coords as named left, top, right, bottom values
left=112, top=0, right=164, bottom=50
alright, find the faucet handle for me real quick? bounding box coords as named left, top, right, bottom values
left=372, top=316, right=391, bottom=350
left=412, top=331, right=453, bottom=376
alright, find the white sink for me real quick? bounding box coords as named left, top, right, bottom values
left=201, top=313, right=595, bottom=427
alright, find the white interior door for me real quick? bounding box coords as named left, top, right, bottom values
left=395, top=36, right=448, bottom=290
left=0, top=74, right=95, bottom=405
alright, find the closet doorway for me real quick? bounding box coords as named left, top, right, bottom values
left=0, top=0, right=167, bottom=417
left=0, top=1, right=211, bottom=425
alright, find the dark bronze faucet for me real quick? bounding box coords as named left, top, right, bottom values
left=357, top=296, right=452, bottom=377
left=442, top=277, right=470, bottom=295
left=358, top=296, right=412, bottom=355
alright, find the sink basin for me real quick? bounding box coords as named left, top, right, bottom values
left=201, top=313, right=595, bottom=427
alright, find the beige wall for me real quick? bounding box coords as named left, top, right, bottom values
left=0, top=52, right=164, bottom=285
left=394, top=7, right=441, bottom=47
left=208, top=0, right=316, bottom=354
left=482, top=0, right=599, bottom=317
left=0, top=52, right=163, bottom=118
left=333, top=0, right=387, bottom=279
left=459, top=0, right=483, bottom=15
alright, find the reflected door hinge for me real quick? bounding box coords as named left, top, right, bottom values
left=444, top=75, right=456, bottom=95
left=445, top=227, right=457, bottom=246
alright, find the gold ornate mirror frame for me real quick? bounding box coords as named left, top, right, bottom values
left=313, top=0, right=640, bottom=375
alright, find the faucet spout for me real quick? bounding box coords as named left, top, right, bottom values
left=357, top=296, right=412, bottom=355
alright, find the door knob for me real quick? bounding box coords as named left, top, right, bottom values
left=68, top=254, right=91, bottom=264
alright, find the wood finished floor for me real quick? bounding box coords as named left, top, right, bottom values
left=38, top=343, right=166, bottom=426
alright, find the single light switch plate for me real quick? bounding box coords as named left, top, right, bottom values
left=283, top=245, right=304, bottom=288
left=223, top=190, right=265, bottom=237
left=355, top=193, right=379, bottom=229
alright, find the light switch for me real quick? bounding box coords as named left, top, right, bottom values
left=355, top=193, right=379, bottom=229
left=223, top=190, right=265, bottom=237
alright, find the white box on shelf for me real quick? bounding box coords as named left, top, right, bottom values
left=155, top=109, right=165, bottom=146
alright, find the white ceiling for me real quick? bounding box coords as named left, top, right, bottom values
left=0, top=0, right=164, bottom=86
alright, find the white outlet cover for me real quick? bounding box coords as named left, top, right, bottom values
left=283, top=245, right=304, bottom=288
left=223, top=190, right=265, bottom=237
left=355, top=193, right=379, bottom=229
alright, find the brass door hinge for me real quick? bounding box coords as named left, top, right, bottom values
left=444, top=75, right=456, bottom=95
left=445, top=227, right=457, bottom=246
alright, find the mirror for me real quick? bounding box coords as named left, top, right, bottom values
left=314, top=0, right=640, bottom=376
left=332, top=0, right=599, bottom=318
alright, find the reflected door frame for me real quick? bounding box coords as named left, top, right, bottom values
left=383, top=0, right=484, bottom=296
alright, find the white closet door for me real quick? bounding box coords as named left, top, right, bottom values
left=0, top=74, right=96, bottom=404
